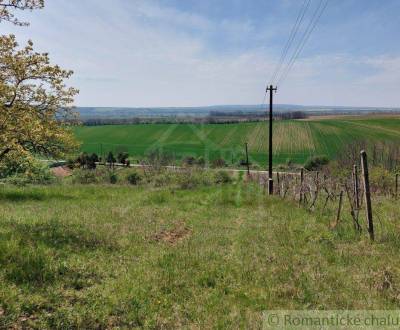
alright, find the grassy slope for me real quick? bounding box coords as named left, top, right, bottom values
left=1, top=183, right=400, bottom=328
left=73, top=116, right=400, bottom=165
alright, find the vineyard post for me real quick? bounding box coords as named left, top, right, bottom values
left=335, top=190, right=344, bottom=227
left=245, top=142, right=250, bottom=175
left=277, top=172, right=281, bottom=196
left=299, top=168, right=304, bottom=204
left=361, top=150, right=374, bottom=241
left=268, top=178, right=273, bottom=195
left=353, top=165, right=360, bottom=209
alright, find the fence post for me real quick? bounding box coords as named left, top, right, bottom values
left=277, top=172, right=281, bottom=196
left=299, top=168, right=304, bottom=204
left=335, top=190, right=344, bottom=227
left=360, top=150, right=374, bottom=241
left=268, top=178, right=273, bottom=195
left=396, top=173, right=399, bottom=199
left=353, top=164, right=360, bottom=209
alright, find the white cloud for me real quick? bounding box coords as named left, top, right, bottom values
left=4, top=0, right=399, bottom=108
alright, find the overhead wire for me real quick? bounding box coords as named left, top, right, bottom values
left=269, top=0, right=312, bottom=85
left=276, top=0, right=329, bottom=86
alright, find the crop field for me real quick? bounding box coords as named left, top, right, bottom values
left=73, top=115, right=400, bottom=165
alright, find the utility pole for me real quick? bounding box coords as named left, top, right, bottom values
left=267, top=85, right=277, bottom=195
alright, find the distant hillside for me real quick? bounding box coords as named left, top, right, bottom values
left=76, top=105, right=400, bottom=119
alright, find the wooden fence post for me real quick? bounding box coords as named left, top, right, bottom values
left=299, top=168, right=304, bottom=204
left=361, top=150, right=374, bottom=241
left=268, top=178, right=273, bottom=196
left=276, top=172, right=281, bottom=196
left=396, top=173, right=399, bottom=199
left=334, top=190, right=344, bottom=227
left=353, top=164, right=360, bottom=209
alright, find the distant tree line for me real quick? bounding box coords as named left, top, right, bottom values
left=80, top=111, right=308, bottom=126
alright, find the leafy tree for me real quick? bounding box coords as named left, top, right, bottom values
left=0, top=0, right=44, bottom=26
left=117, top=152, right=129, bottom=165
left=106, top=152, right=116, bottom=168
left=0, top=35, right=79, bottom=164
left=0, top=0, right=79, bottom=170
left=89, top=153, right=99, bottom=169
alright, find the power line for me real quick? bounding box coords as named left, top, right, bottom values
left=276, top=0, right=329, bottom=86
left=270, top=0, right=312, bottom=85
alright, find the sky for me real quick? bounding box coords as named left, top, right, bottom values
left=2, top=0, right=400, bottom=108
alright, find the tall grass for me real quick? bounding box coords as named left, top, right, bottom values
left=0, top=182, right=399, bottom=328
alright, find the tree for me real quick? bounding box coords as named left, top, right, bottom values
left=106, top=152, right=116, bottom=168
left=0, top=0, right=44, bottom=26
left=117, top=152, right=129, bottom=165
left=0, top=35, right=79, bottom=164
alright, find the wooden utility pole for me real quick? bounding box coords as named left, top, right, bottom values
left=267, top=85, right=277, bottom=195
left=245, top=143, right=250, bottom=175
left=361, top=150, right=374, bottom=241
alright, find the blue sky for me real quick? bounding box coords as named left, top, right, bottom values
left=3, top=0, right=400, bottom=107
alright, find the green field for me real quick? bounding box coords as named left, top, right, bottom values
left=1, top=181, right=400, bottom=328
left=73, top=116, right=400, bottom=165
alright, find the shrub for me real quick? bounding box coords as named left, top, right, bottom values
left=1, top=157, right=56, bottom=185
left=304, top=155, right=329, bottom=171
left=214, top=170, right=232, bottom=184
left=196, top=156, right=206, bottom=167
left=72, top=169, right=99, bottom=184
left=182, top=156, right=196, bottom=167
left=117, top=152, right=129, bottom=164
left=109, top=172, right=118, bottom=184
left=152, top=171, right=177, bottom=187
left=126, top=171, right=142, bottom=185
left=106, top=152, right=116, bottom=168
left=212, top=158, right=226, bottom=168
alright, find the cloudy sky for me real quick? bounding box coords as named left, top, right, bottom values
left=4, top=0, right=400, bottom=107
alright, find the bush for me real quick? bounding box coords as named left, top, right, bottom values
left=152, top=172, right=176, bottom=187
left=1, top=156, right=56, bottom=185
left=196, top=156, right=206, bottom=167
left=126, top=171, right=142, bottom=185
left=212, top=158, right=226, bottom=168
left=72, top=169, right=99, bottom=184
left=214, top=170, right=232, bottom=184
left=176, top=170, right=213, bottom=189
left=304, top=155, right=329, bottom=171
left=109, top=172, right=118, bottom=184
left=182, top=156, right=196, bottom=167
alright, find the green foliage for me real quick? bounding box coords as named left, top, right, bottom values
left=106, top=152, right=116, bottom=165
left=109, top=172, right=118, bottom=184
left=126, top=171, right=142, bottom=185
left=304, top=155, right=329, bottom=171
left=212, top=158, right=227, bottom=168
left=117, top=152, right=129, bottom=164
left=72, top=169, right=100, bottom=184
left=0, top=157, right=56, bottom=185
left=196, top=156, right=206, bottom=167
left=182, top=156, right=196, bottom=166
left=214, top=170, right=232, bottom=184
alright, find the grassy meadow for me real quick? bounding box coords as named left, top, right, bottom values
left=73, top=115, right=400, bottom=165
left=1, top=179, right=400, bottom=328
